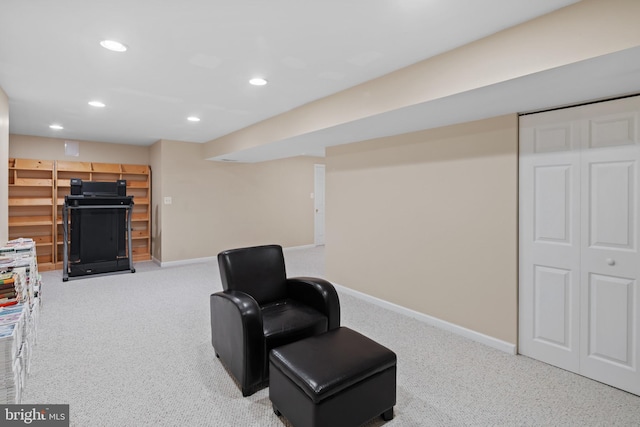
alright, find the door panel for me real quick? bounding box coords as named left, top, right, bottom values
left=582, top=270, right=638, bottom=393
left=533, top=265, right=572, bottom=349
left=534, top=165, right=572, bottom=244
left=534, top=124, right=572, bottom=153
left=589, top=113, right=636, bottom=149
left=580, top=109, right=639, bottom=395
left=587, top=274, right=635, bottom=367
left=519, top=118, right=581, bottom=371
left=588, top=160, right=634, bottom=249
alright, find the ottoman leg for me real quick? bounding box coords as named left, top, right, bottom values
left=382, top=407, right=394, bottom=421
left=273, top=404, right=281, bottom=416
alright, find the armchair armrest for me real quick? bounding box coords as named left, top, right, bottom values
left=287, top=277, right=340, bottom=330
left=210, top=290, right=265, bottom=395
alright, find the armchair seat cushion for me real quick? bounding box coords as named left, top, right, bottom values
left=262, top=299, right=328, bottom=349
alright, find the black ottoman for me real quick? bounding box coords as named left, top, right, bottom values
left=269, top=327, right=397, bottom=427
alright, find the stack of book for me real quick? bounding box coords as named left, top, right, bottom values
left=0, top=238, right=42, bottom=404
left=0, top=298, right=25, bottom=403
left=0, top=239, right=34, bottom=271
left=0, top=272, right=18, bottom=307
left=0, top=239, right=37, bottom=307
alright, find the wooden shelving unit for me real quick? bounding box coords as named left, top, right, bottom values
left=8, top=158, right=56, bottom=271
left=8, top=158, right=152, bottom=271
left=120, top=164, right=151, bottom=262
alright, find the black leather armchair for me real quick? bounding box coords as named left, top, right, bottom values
left=210, top=244, right=340, bottom=396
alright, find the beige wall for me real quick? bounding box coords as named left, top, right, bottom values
left=326, top=115, right=518, bottom=344
left=9, top=134, right=150, bottom=164
left=8, top=135, right=318, bottom=263
left=0, top=87, right=8, bottom=244
left=204, top=0, right=640, bottom=159
left=152, top=139, right=318, bottom=263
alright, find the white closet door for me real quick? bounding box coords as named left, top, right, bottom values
left=520, top=96, right=640, bottom=396
left=579, top=107, right=640, bottom=395
left=519, top=114, right=581, bottom=372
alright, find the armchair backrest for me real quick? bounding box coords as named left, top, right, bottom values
left=217, top=244, right=288, bottom=305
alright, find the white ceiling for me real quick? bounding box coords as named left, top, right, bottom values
left=4, top=0, right=631, bottom=163
left=228, top=45, right=640, bottom=162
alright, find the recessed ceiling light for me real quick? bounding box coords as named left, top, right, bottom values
left=88, top=101, right=106, bottom=108
left=49, top=124, right=64, bottom=130
left=187, top=116, right=201, bottom=122
left=100, top=40, right=128, bottom=52
left=249, top=78, right=268, bottom=86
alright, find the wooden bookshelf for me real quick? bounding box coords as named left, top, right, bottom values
left=120, top=164, right=151, bottom=262
left=8, top=158, right=56, bottom=270
left=8, top=158, right=152, bottom=271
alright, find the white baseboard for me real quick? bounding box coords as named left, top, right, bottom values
left=283, top=244, right=316, bottom=251
left=332, top=282, right=517, bottom=355
left=155, top=255, right=216, bottom=268
left=151, top=248, right=516, bottom=354
left=153, top=244, right=318, bottom=267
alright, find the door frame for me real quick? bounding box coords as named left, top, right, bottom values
left=314, top=164, right=325, bottom=246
